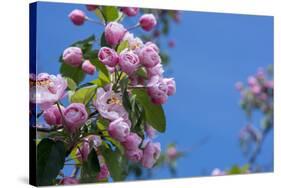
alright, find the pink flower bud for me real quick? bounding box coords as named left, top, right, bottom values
left=126, top=148, right=143, bottom=162
left=121, top=7, right=139, bottom=16
left=147, top=64, right=164, bottom=79
left=59, top=177, right=79, bottom=185
left=251, top=85, right=261, bottom=95
left=86, top=5, right=98, bottom=11
left=108, top=118, right=130, bottom=142
left=141, top=142, right=161, bottom=168
left=82, top=60, right=96, bottom=75
left=62, top=47, right=83, bottom=67
left=164, top=78, right=176, bottom=96
left=144, top=42, right=159, bottom=53
left=64, top=103, right=88, bottom=133
left=68, top=9, right=86, bottom=26
left=139, top=46, right=161, bottom=68
left=139, top=14, right=157, bottom=31
left=147, top=76, right=168, bottom=105
left=98, top=47, right=119, bottom=67
left=105, top=22, right=127, bottom=46
left=122, top=133, right=142, bottom=150
left=119, top=50, right=140, bottom=75
left=166, top=146, right=177, bottom=160
left=96, top=164, right=110, bottom=180
left=145, top=125, right=157, bottom=138
left=43, top=105, right=64, bottom=126
left=248, top=76, right=257, bottom=86
left=76, top=141, right=90, bottom=162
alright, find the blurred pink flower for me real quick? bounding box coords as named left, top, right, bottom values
left=68, top=9, right=86, bottom=26
left=139, top=14, right=157, bottom=31
left=141, top=141, right=161, bottom=168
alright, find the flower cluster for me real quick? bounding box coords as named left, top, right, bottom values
left=31, top=4, right=177, bottom=185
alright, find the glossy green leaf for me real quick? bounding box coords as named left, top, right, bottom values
left=65, top=77, right=77, bottom=90
left=99, top=145, right=128, bottom=181
left=60, top=63, right=85, bottom=84
left=37, top=139, right=66, bottom=186
left=102, top=6, right=119, bottom=22
left=80, top=149, right=100, bottom=183
left=71, top=85, right=97, bottom=105
left=117, top=40, right=128, bottom=53
left=132, top=89, right=166, bottom=132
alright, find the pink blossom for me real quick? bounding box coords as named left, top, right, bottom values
left=251, top=85, right=261, bottom=95
left=82, top=60, right=96, bottom=75
left=93, top=87, right=129, bottom=121
left=43, top=105, right=64, bottom=126
left=122, top=32, right=143, bottom=51
left=141, top=142, right=161, bottom=168
left=139, top=14, right=157, bottom=31
left=108, top=118, right=130, bottom=142
left=144, top=42, right=159, bottom=53
left=96, top=164, right=110, bottom=180
left=62, top=47, right=83, bottom=67
left=146, top=64, right=164, bottom=79
left=164, top=78, right=176, bottom=96
left=105, top=22, right=127, bottom=46
left=121, top=7, right=139, bottom=16
left=145, top=125, right=157, bottom=138
left=265, top=80, right=273, bottom=89
left=126, top=148, right=143, bottom=162
left=86, top=5, right=98, bottom=11
left=30, top=73, right=67, bottom=110
left=98, top=47, right=119, bottom=67
left=166, top=146, right=177, bottom=160
left=211, top=168, right=225, bottom=176
left=122, top=133, right=142, bottom=150
left=147, top=76, right=168, bottom=105
left=68, top=9, right=86, bottom=26
left=248, top=76, right=257, bottom=86
left=63, top=103, right=88, bottom=133
left=139, top=45, right=161, bottom=68
left=59, top=177, right=79, bottom=185
left=128, top=74, right=146, bottom=86
left=76, top=140, right=90, bottom=162
left=119, top=50, right=140, bottom=75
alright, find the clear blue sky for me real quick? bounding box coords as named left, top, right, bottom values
left=35, top=2, right=273, bottom=180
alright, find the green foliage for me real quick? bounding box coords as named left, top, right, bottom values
left=37, top=139, right=66, bottom=186
left=101, top=6, right=120, bottom=22
left=116, top=40, right=129, bottom=53
left=132, top=89, right=166, bottom=133
left=99, top=145, right=128, bottom=181
left=228, top=164, right=249, bottom=174
left=80, top=149, right=101, bottom=183
left=60, top=63, right=85, bottom=84
left=65, top=77, right=77, bottom=91
left=71, top=85, right=97, bottom=105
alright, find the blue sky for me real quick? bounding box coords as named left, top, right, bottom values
left=35, top=2, right=273, bottom=180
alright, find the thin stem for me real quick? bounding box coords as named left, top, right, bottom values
left=86, top=16, right=105, bottom=26
left=127, top=23, right=140, bottom=31
left=56, top=102, right=66, bottom=126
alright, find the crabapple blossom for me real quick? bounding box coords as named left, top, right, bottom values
left=139, top=45, right=161, bottom=68
left=30, top=73, right=67, bottom=110
left=122, top=32, right=143, bottom=51
left=119, top=50, right=140, bottom=75
left=104, top=22, right=127, bottom=46
left=68, top=9, right=86, bottom=26
left=145, top=125, right=157, bottom=139
left=144, top=42, right=159, bottom=53
left=96, top=164, right=110, bottom=180
left=141, top=142, right=161, bottom=168
left=62, top=47, right=83, bottom=67
left=59, top=177, right=79, bottom=185
left=86, top=5, right=98, bottom=11
left=98, top=47, right=119, bottom=67
left=125, top=148, right=143, bottom=162
left=77, top=140, right=90, bottom=162
left=43, top=105, right=64, bottom=126
left=108, top=118, right=130, bottom=142
left=146, top=64, right=164, bottom=79
left=93, top=87, right=130, bottom=121
left=164, top=78, right=176, bottom=96
left=121, top=7, right=139, bottom=16
left=147, top=76, right=169, bottom=105
left=122, top=133, right=142, bottom=150
left=63, top=103, right=88, bottom=133
left=139, top=14, right=157, bottom=31
left=82, top=60, right=96, bottom=75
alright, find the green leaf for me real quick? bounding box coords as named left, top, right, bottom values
left=99, top=145, right=128, bottom=181
left=95, top=9, right=105, bottom=22
left=60, top=63, right=85, bottom=84
left=136, top=67, right=148, bottom=79
left=102, top=6, right=119, bottom=22
left=71, top=85, right=97, bottom=105
left=65, top=77, right=77, bottom=90
left=80, top=149, right=100, bottom=183
left=100, top=32, right=109, bottom=47
left=228, top=164, right=249, bottom=174
left=37, top=139, right=66, bottom=186
left=116, top=40, right=128, bottom=53
left=132, top=89, right=166, bottom=132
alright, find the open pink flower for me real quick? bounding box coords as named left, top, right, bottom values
left=164, top=78, right=176, bottom=96
left=30, top=73, right=67, bottom=110
left=139, top=45, right=161, bottom=68
left=93, top=87, right=129, bottom=122
left=122, top=32, right=143, bottom=51
left=147, top=76, right=168, bottom=105
left=98, top=47, right=119, bottom=67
